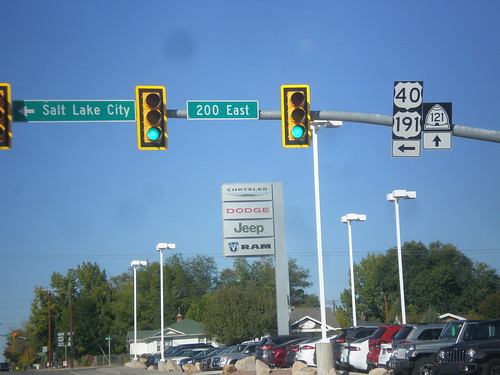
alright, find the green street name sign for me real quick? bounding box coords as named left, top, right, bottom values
left=13, top=100, right=136, bottom=122
left=187, top=100, right=259, bottom=120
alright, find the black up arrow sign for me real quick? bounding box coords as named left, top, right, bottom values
left=433, top=135, right=442, bottom=147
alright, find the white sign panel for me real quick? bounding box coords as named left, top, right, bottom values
left=423, top=132, right=452, bottom=150
left=392, top=81, right=424, bottom=157
left=221, top=182, right=283, bottom=257
left=422, top=102, right=453, bottom=150
left=223, top=219, right=275, bottom=238
left=222, top=201, right=274, bottom=220
left=223, top=238, right=275, bottom=256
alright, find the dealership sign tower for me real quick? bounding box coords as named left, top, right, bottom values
left=221, top=182, right=289, bottom=334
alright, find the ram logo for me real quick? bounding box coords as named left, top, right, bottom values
left=228, top=242, right=239, bottom=252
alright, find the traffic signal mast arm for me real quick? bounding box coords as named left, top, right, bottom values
left=164, top=109, right=500, bottom=144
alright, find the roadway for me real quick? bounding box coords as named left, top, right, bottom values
left=11, top=366, right=367, bottom=375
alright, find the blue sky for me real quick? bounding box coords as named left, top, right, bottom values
left=1, top=0, right=499, bottom=354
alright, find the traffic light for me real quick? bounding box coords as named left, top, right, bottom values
left=12, top=333, right=17, bottom=340
left=135, top=86, right=167, bottom=150
left=0, top=83, right=12, bottom=150
left=281, top=85, right=311, bottom=148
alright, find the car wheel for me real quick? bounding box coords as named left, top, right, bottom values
left=412, top=357, right=434, bottom=375
left=482, top=358, right=500, bottom=375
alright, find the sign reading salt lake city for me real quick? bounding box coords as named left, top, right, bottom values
left=13, top=100, right=135, bottom=122
left=221, top=183, right=284, bottom=257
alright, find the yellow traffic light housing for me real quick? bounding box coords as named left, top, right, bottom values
left=0, top=83, right=12, bottom=150
left=281, top=85, right=311, bottom=148
left=135, top=86, right=167, bottom=150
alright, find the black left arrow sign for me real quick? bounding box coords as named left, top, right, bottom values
left=398, top=144, right=416, bottom=153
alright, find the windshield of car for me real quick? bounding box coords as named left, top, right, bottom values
left=440, top=321, right=466, bottom=339
left=192, top=350, right=211, bottom=358
left=370, top=327, right=387, bottom=339
left=392, top=326, right=413, bottom=341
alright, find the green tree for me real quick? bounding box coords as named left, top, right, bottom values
left=478, top=292, right=500, bottom=318
left=203, top=257, right=318, bottom=344
left=219, top=257, right=318, bottom=307
left=202, top=283, right=275, bottom=345
left=339, top=241, right=499, bottom=323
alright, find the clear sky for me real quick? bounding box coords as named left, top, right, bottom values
left=1, top=0, right=499, bottom=354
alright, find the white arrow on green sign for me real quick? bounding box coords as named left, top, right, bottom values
left=187, top=100, right=259, bottom=120
left=13, top=100, right=136, bottom=122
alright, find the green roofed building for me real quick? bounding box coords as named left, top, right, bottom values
left=127, top=318, right=212, bottom=357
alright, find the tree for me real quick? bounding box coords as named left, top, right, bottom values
left=203, top=257, right=318, bottom=344
left=478, top=292, right=500, bottom=318
left=219, top=257, right=318, bottom=307
left=202, top=283, right=275, bottom=345
left=339, top=241, right=499, bottom=323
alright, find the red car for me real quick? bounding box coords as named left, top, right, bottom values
left=366, top=325, right=403, bottom=369
left=269, top=338, right=309, bottom=367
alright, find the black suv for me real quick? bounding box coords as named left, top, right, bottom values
left=433, top=319, right=500, bottom=375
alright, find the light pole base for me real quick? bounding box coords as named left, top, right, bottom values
left=316, top=342, right=334, bottom=375
left=158, top=359, right=167, bottom=371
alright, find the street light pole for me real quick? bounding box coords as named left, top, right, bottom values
left=310, top=120, right=343, bottom=340
left=156, top=243, right=175, bottom=364
left=387, top=190, right=416, bottom=324
left=311, top=122, right=327, bottom=341
left=341, top=213, right=366, bottom=327
left=311, top=120, right=342, bottom=374
left=131, top=260, right=148, bottom=361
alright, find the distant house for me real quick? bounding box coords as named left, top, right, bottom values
left=290, top=307, right=340, bottom=336
left=439, top=313, right=469, bottom=321
left=127, top=318, right=211, bottom=357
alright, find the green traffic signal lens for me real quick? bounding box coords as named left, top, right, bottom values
left=147, top=127, right=162, bottom=141
left=291, top=125, right=306, bottom=139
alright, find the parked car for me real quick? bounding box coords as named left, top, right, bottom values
left=210, top=342, right=259, bottom=369
left=146, top=343, right=213, bottom=367
left=366, top=325, right=403, bottom=370
left=0, top=363, right=8, bottom=371
left=392, top=323, right=445, bottom=348
left=255, top=335, right=306, bottom=366
left=331, top=326, right=379, bottom=366
left=433, top=319, right=500, bottom=375
left=377, top=322, right=445, bottom=369
left=340, top=337, right=370, bottom=372
left=266, top=337, right=310, bottom=367
left=285, top=337, right=320, bottom=367
left=389, top=320, right=476, bottom=375
left=202, top=347, right=233, bottom=370
left=178, top=347, right=223, bottom=367
left=168, top=348, right=210, bottom=365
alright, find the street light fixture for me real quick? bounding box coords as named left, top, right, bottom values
left=341, top=213, right=366, bottom=327
left=131, top=260, right=148, bottom=361
left=387, top=189, right=416, bottom=324
left=156, top=243, right=175, bottom=363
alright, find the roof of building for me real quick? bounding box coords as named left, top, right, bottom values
left=290, top=307, right=340, bottom=330
left=127, top=319, right=204, bottom=341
